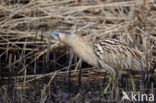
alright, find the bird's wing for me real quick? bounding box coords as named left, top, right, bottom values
left=94, top=39, right=143, bottom=71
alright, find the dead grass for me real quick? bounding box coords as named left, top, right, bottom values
left=0, top=0, right=155, bottom=102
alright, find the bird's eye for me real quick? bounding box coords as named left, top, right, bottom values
left=56, top=33, right=59, bottom=36
left=55, top=33, right=60, bottom=39
left=54, top=33, right=60, bottom=38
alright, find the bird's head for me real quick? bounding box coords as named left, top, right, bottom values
left=47, top=31, right=75, bottom=43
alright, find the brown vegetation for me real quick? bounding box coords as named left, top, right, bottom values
left=0, top=0, right=155, bottom=102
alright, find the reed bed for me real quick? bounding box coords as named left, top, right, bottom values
left=0, top=0, right=155, bottom=102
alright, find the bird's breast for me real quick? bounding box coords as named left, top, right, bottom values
left=71, top=41, right=99, bottom=67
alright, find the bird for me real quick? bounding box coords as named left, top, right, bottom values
left=47, top=30, right=145, bottom=75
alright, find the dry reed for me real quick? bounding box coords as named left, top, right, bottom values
left=0, top=0, right=155, bottom=102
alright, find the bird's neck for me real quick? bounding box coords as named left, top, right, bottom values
left=66, top=35, right=93, bottom=50
left=65, top=36, right=98, bottom=66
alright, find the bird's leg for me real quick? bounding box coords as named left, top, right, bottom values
left=104, top=74, right=117, bottom=94
left=129, top=73, right=136, bottom=91
left=104, top=75, right=113, bottom=94
left=98, top=63, right=117, bottom=94
left=111, top=70, right=128, bottom=93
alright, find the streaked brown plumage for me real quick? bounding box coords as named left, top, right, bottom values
left=48, top=31, right=145, bottom=75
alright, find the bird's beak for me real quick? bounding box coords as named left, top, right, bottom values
left=45, top=32, right=59, bottom=40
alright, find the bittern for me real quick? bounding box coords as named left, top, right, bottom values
left=48, top=31, right=145, bottom=75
